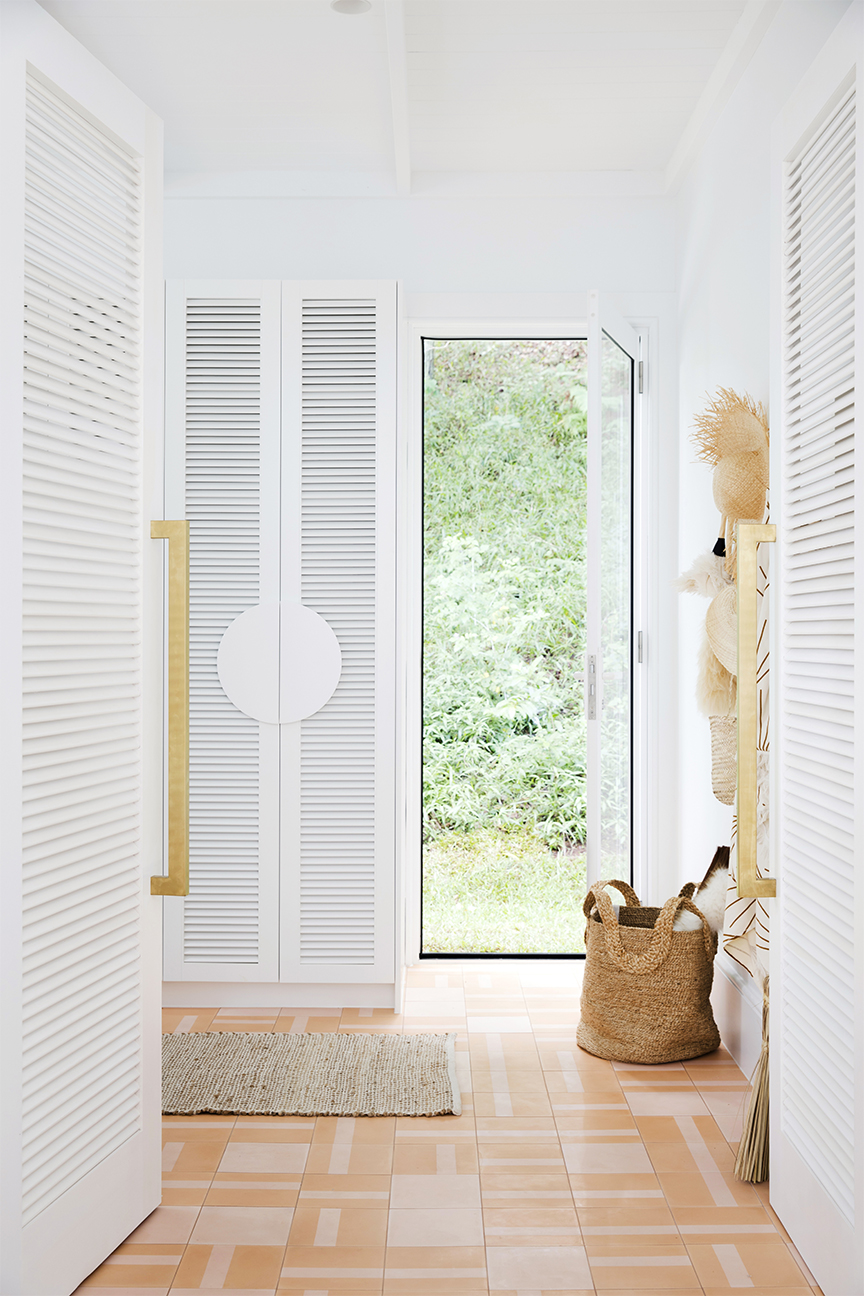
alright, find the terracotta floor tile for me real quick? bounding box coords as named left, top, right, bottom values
left=162, top=1009, right=218, bottom=1034
left=471, top=1069, right=549, bottom=1095
left=475, top=1116, right=557, bottom=1141
left=306, top=1142, right=394, bottom=1175
left=77, top=1243, right=184, bottom=1290
left=562, top=1142, right=654, bottom=1175
left=688, top=1240, right=814, bottom=1287
left=672, top=1204, right=780, bottom=1244
left=478, top=1141, right=566, bottom=1174
left=700, top=1289, right=812, bottom=1295
left=279, top=1244, right=385, bottom=1291
left=161, top=1171, right=214, bottom=1205
left=657, top=1170, right=761, bottom=1208
left=390, top=1175, right=481, bottom=1209
left=577, top=1205, right=676, bottom=1251
left=163, top=1118, right=236, bottom=1144
left=392, top=1142, right=478, bottom=1175
left=340, top=1008, right=404, bottom=1031
left=172, top=1243, right=284, bottom=1290
left=76, top=1287, right=171, bottom=1295
left=314, top=1116, right=396, bottom=1145
left=544, top=1070, right=623, bottom=1095
left=395, top=1114, right=475, bottom=1141
left=219, top=1143, right=309, bottom=1174
left=231, top=1118, right=315, bottom=1143
left=624, top=1092, right=712, bottom=1118
left=384, top=1245, right=487, bottom=1292
left=299, top=1174, right=393, bottom=1209
left=556, top=1111, right=638, bottom=1137
left=387, top=1208, right=484, bottom=1247
left=162, top=1142, right=226, bottom=1175
left=588, top=1244, right=699, bottom=1290
left=206, top=1172, right=301, bottom=1207
left=644, top=1141, right=736, bottom=1175
left=125, top=1207, right=200, bottom=1244
left=482, top=1206, right=582, bottom=1246
left=274, top=1008, right=341, bottom=1033
left=468, top=1034, right=541, bottom=1065
left=480, top=1172, right=574, bottom=1210
left=473, top=1091, right=552, bottom=1117
left=210, top=1010, right=280, bottom=1032
left=569, top=1173, right=664, bottom=1208
left=633, top=1113, right=724, bottom=1143
left=486, top=1243, right=592, bottom=1290
left=290, top=1206, right=388, bottom=1246
left=190, top=1206, right=294, bottom=1245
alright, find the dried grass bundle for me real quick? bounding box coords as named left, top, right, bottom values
left=735, top=978, right=770, bottom=1183
left=692, top=388, right=769, bottom=465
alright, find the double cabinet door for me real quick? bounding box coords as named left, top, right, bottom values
left=163, top=280, right=397, bottom=985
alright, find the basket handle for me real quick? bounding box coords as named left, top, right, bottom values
left=582, top=878, right=641, bottom=920
left=591, top=880, right=715, bottom=973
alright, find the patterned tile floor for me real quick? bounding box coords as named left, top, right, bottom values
left=75, top=961, right=822, bottom=1296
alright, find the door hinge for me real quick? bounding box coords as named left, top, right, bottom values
left=637, top=630, right=644, bottom=664
left=638, top=360, right=644, bottom=394
left=587, top=654, right=597, bottom=719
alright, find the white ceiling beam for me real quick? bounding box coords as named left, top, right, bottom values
left=664, top=0, right=782, bottom=192
left=384, top=0, right=411, bottom=196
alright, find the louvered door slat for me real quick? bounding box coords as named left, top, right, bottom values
left=778, top=81, right=856, bottom=1232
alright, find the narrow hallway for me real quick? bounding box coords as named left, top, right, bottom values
left=75, top=964, right=819, bottom=1294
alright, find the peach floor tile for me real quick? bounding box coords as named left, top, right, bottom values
left=290, top=1205, right=389, bottom=1245
left=482, top=1206, right=582, bottom=1245
left=384, top=1245, right=488, bottom=1292
left=77, top=1243, right=184, bottom=1289
left=688, top=1240, right=815, bottom=1287
left=644, top=1141, right=736, bottom=1175
left=486, top=1244, right=592, bottom=1290
left=190, top=1205, right=294, bottom=1245
left=392, top=1142, right=478, bottom=1174
left=125, top=1207, right=199, bottom=1244
left=298, top=1174, right=393, bottom=1208
left=480, top=1171, right=574, bottom=1209
left=656, top=1169, right=761, bottom=1208
left=231, top=1117, right=316, bottom=1142
left=588, top=1246, right=700, bottom=1290
left=279, top=1244, right=385, bottom=1291
left=172, top=1243, right=284, bottom=1289
left=205, top=1171, right=301, bottom=1207
left=390, top=1174, right=480, bottom=1208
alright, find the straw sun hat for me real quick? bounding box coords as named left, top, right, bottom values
left=693, top=388, right=770, bottom=563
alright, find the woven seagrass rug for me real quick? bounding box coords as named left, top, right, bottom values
left=162, top=1031, right=461, bottom=1117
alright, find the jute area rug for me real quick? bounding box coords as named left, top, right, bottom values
left=162, top=1031, right=461, bottom=1117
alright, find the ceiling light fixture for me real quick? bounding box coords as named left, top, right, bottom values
left=331, top=0, right=372, bottom=12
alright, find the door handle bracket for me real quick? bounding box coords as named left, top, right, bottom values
left=150, top=520, right=190, bottom=897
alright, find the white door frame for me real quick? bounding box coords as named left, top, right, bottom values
left=399, top=314, right=652, bottom=968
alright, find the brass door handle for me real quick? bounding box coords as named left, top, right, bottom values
left=150, top=521, right=190, bottom=896
left=736, top=521, right=775, bottom=899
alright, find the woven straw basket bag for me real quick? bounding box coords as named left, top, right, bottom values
left=577, top=880, right=721, bottom=1065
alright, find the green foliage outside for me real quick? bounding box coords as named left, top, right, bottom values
left=422, top=339, right=589, bottom=954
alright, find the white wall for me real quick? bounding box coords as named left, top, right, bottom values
left=675, top=0, right=851, bottom=893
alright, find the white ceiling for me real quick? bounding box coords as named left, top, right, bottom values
left=36, top=0, right=775, bottom=195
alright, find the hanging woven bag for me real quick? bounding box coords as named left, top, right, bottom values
left=577, top=879, right=721, bottom=1065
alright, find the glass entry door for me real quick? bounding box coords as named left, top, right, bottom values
left=586, top=293, right=637, bottom=886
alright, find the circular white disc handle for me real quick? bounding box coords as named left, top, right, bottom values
left=216, top=601, right=342, bottom=724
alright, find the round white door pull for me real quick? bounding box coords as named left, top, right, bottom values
left=216, top=601, right=342, bottom=724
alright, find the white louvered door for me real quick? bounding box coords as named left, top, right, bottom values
left=281, top=282, right=397, bottom=983
left=0, top=4, right=164, bottom=1295
left=770, top=11, right=863, bottom=1291
left=164, top=282, right=281, bottom=982
left=163, top=281, right=397, bottom=988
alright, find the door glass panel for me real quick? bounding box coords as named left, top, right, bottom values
left=599, top=333, right=632, bottom=879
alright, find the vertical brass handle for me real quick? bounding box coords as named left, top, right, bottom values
left=150, top=521, right=190, bottom=896
left=736, top=521, right=776, bottom=899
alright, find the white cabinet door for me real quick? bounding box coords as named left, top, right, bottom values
left=280, top=282, right=397, bottom=984
left=163, top=281, right=282, bottom=982
left=163, top=281, right=398, bottom=988
left=0, top=4, right=163, bottom=1293
left=770, top=7, right=864, bottom=1291
left=586, top=292, right=637, bottom=886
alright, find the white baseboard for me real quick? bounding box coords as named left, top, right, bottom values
left=711, top=953, right=763, bottom=1077
left=162, top=981, right=397, bottom=1008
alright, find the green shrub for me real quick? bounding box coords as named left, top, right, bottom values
left=423, top=340, right=589, bottom=853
